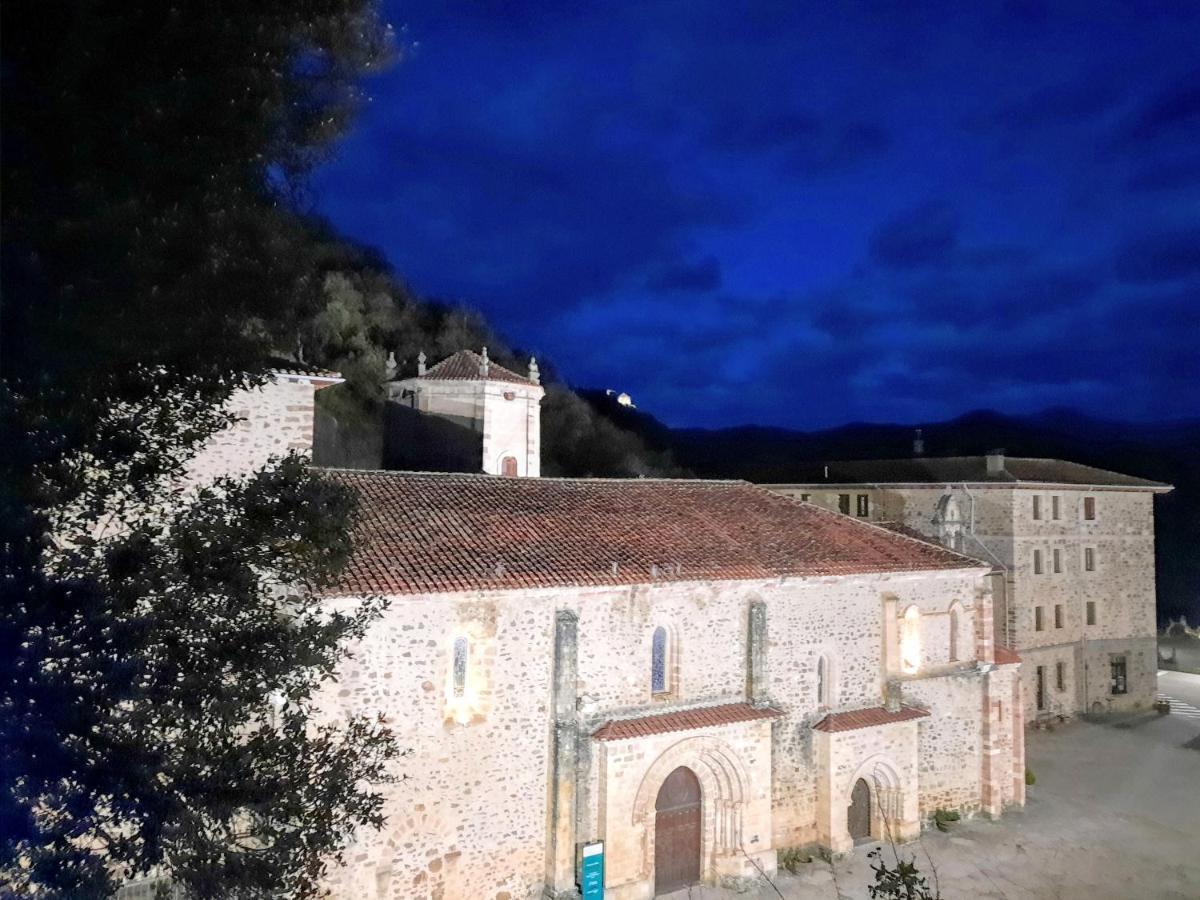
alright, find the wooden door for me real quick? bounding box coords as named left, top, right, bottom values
left=848, top=778, right=872, bottom=842
left=654, top=766, right=701, bottom=894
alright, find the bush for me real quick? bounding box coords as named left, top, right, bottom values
left=1025, top=767, right=1036, bottom=786
left=777, top=846, right=813, bottom=873
left=933, top=808, right=961, bottom=832
left=867, top=847, right=942, bottom=899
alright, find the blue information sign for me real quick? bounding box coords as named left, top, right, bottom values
left=581, top=840, right=604, bottom=900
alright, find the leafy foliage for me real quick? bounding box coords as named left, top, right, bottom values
left=866, top=847, right=943, bottom=900
left=2, top=1, right=403, bottom=896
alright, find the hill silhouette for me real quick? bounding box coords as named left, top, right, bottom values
left=580, top=390, right=1199, bottom=625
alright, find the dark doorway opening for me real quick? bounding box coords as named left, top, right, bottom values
left=654, top=766, right=701, bottom=894
left=848, top=778, right=872, bottom=842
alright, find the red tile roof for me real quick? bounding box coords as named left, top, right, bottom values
left=322, top=471, right=984, bottom=596
left=592, top=702, right=783, bottom=741
left=422, top=349, right=532, bottom=385
left=813, top=705, right=930, bottom=733
left=993, top=646, right=1022, bottom=665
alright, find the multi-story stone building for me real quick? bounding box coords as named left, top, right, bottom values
left=171, top=362, right=1028, bottom=898
left=765, top=452, right=1172, bottom=722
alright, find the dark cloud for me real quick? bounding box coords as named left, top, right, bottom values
left=312, top=2, right=1200, bottom=428
left=646, top=256, right=722, bottom=293
left=1114, top=226, right=1200, bottom=283
left=1116, top=70, right=1200, bottom=146
left=869, top=203, right=960, bottom=270
left=1126, top=155, right=1200, bottom=192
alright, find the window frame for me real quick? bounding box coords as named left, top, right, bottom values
left=1083, top=496, right=1096, bottom=521
left=856, top=493, right=870, bottom=517
left=1055, top=661, right=1066, bottom=692
left=1032, top=495, right=1042, bottom=520
left=452, top=636, right=469, bottom=698
left=1035, top=606, right=1044, bottom=632
left=650, top=626, right=670, bottom=695
left=1051, top=495, right=1061, bottom=520
left=1053, top=548, right=1062, bottom=574
left=1110, top=655, right=1127, bottom=695
left=1086, top=600, right=1097, bottom=626
left=1054, top=604, right=1063, bottom=629
left=838, top=493, right=851, bottom=515
left=1033, top=548, right=1043, bottom=575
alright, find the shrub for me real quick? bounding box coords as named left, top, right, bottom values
left=867, top=847, right=942, bottom=899
left=777, top=846, right=813, bottom=873
left=933, top=808, right=961, bottom=832
left=1025, top=767, right=1036, bottom=786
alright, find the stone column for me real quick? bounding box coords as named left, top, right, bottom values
left=545, top=610, right=580, bottom=898
left=747, top=600, right=769, bottom=707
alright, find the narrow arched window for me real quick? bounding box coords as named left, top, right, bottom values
left=651, top=626, right=668, bottom=694
left=452, top=637, right=469, bottom=697
left=501, top=456, right=518, bottom=477
left=817, top=655, right=828, bottom=707
left=901, top=606, right=921, bottom=674
left=949, top=609, right=960, bottom=662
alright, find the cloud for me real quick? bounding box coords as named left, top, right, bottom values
left=1114, top=226, right=1200, bottom=283
left=646, top=256, right=722, bottom=293
left=1113, top=69, right=1200, bottom=146
left=869, top=203, right=960, bottom=269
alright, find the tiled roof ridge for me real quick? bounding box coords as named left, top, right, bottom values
left=313, top=466, right=749, bottom=486
left=813, top=704, right=930, bottom=733
left=780, top=455, right=1168, bottom=488
left=592, top=701, right=783, bottom=742
left=423, top=348, right=532, bottom=384
left=771, top=490, right=990, bottom=569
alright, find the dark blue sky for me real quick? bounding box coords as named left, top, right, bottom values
left=313, top=1, right=1200, bottom=429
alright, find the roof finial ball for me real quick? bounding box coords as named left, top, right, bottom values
left=479, top=346, right=490, bottom=377
left=417, top=349, right=427, bottom=377
left=528, top=356, right=540, bottom=385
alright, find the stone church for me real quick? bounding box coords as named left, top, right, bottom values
left=196, top=352, right=1026, bottom=900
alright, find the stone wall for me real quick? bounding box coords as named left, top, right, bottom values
left=186, top=374, right=327, bottom=485
left=318, top=562, right=1015, bottom=898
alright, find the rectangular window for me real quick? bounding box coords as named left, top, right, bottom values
left=1056, top=661, right=1066, bottom=691
left=1036, top=666, right=1046, bottom=710
left=1053, top=548, right=1062, bottom=574
left=1086, top=601, right=1096, bottom=625
left=1035, top=606, right=1044, bottom=631
left=1054, top=604, right=1063, bottom=628
left=1110, top=656, right=1127, bottom=695
left=856, top=494, right=870, bottom=517
left=1033, top=549, right=1043, bottom=574
left=1032, top=495, right=1042, bottom=520
left=1084, top=547, right=1095, bottom=572
left=1051, top=495, right=1061, bottom=519
left=800, top=493, right=810, bottom=502
left=838, top=493, right=851, bottom=515
left=1084, top=496, right=1096, bottom=520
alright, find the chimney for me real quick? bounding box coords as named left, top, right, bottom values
left=417, top=350, right=427, bottom=377
left=913, top=428, right=925, bottom=457
left=986, top=449, right=1006, bottom=475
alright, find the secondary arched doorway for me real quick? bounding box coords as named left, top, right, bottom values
left=655, top=766, right=701, bottom=894
left=848, top=778, right=872, bottom=842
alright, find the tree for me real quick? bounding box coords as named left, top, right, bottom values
left=2, top=1, right=402, bottom=896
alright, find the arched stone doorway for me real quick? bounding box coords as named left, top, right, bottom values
left=654, top=766, right=701, bottom=894
left=848, top=778, right=872, bottom=842
left=500, top=455, right=517, bottom=477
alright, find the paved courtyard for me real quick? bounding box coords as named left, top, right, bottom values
left=664, top=672, right=1200, bottom=900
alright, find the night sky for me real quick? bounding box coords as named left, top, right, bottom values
left=313, top=1, right=1200, bottom=430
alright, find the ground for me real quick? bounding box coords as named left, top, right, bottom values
left=662, top=671, right=1200, bottom=900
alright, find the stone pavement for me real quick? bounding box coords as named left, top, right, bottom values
left=662, top=704, right=1200, bottom=899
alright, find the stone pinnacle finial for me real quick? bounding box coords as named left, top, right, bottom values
left=528, top=356, right=540, bottom=385
left=417, top=350, right=427, bottom=377
left=479, top=346, right=490, bottom=377
left=384, top=351, right=398, bottom=381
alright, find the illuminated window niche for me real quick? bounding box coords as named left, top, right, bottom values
left=444, top=633, right=485, bottom=725
left=900, top=606, right=922, bottom=674
left=651, top=625, right=673, bottom=696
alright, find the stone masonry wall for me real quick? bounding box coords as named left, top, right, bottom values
left=318, top=563, right=1003, bottom=898
left=186, top=375, right=322, bottom=485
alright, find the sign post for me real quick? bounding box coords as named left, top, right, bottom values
left=580, top=840, right=604, bottom=900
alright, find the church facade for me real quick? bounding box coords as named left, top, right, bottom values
left=193, top=354, right=1026, bottom=900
